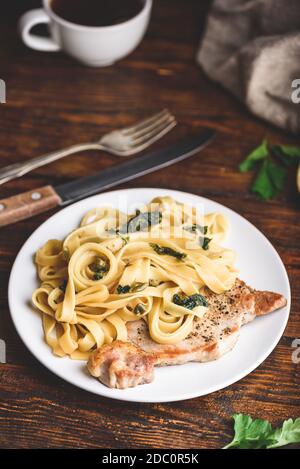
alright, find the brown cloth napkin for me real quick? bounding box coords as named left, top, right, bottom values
left=197, top=0, right=300, bottom=134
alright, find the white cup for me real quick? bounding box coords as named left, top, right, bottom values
left=18, top=0, right=152, bottom=67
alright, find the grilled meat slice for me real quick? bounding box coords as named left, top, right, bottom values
left=127, top=279, right=286, bottom=366
left=87, top=340, right=155, bottom=389
left=88, top=279, right=286, bottom=388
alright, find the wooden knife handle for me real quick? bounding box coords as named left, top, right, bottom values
left=0, top=185, right=61, bottom=227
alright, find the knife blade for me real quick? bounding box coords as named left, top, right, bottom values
left=0, top=130, right=215, bottom=227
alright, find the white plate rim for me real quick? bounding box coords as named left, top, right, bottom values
left=8, top=188, right=291, bottom=403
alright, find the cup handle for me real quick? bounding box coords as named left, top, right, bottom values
left=18, top=9, right=61, bottom=52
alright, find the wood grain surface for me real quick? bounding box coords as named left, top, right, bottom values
left=0, top=0, right=299, bottom=449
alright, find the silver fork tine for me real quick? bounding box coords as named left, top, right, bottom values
left=130, top=113, right=176, bottom=142
left=120, top=120, right=177, bottom=155
left=122, top=109, right=171, bottom=136
left=0, top=109, right=177, bottom=185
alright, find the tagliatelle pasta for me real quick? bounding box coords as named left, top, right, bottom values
left=32, top=196, right=237, bottom=359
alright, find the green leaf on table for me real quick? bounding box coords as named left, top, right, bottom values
left=224, top=414, right=300, bottom=449
left=251, top=160, right=276, bottom=200
left=239, top=139, right=269, bottom=172
left=251, top=159, right=287, bottom=200
left=271, top=144, right=300, bottom=166
left=223, top=414, right=273, bottom=449
left=267, top=418, right=300, bottom=449
left=266, top=159, right=287, bottom=191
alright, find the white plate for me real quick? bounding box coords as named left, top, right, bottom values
left=8, top=188, right=290, bottom=402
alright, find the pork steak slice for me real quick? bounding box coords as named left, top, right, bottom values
left=88, top=340, right=156, bottom=389
left=126, top=279, right=287, bottom=366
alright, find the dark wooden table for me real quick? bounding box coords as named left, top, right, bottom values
left=0, top=0, right=299, bottom=450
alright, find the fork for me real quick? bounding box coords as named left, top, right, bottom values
left=0, top=109, right=176, bottom=186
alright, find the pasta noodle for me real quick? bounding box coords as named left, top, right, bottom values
left=32, top=196, right=237, bottom=359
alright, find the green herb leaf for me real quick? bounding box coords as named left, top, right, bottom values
left=150, top=243, right=187, bottom=261
left=224, top=414, right=300, bottom=449
left=184, top=224, right=208, bottom=235
left=271, top=145, right=298, bottom=167
left=121, top=210, right=162, bottom=234
left=93, top=273, right=102, bottom=280
left=116, top=282, right=147, bottom=295
left=108, top=210, right=162, bottom=237
left=91, top=257, right=108, bottom=273
left=239, top=139, right=269, bottom=173
left=116, top=285, right=131, bottom=294
left=266, top=160, right=287, bottom=192
left=201, top=236, right=212, bottom=250
left=172, top=292, right=208, bottom=310
left=251, top=159, right=287, bottom=200
left=251, top=160, right=274, bottom=200
left=91, top=257, right=108, bottom=280
left=224, top=414, right=274, bottom=449
left=240, top=140, right=298, bottom=200
left=272, top=144, right=300, bottom=166
left=267, top=418, right=300, bottom=448
left=133, top=304, right=146, bottom=315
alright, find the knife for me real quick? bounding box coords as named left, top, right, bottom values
left=0, top=130, right=215, bottom=227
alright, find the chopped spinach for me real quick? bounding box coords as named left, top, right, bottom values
left=183, top=224, right=211, bottom=249
left=116, top=285, right=131, bottom=294
left=184, top=224, right=208, bottom=235
left=93, top=273, right=100, bottom=280
left=200, top=236, right=212, bottom=250
left=122, top=210, right=162, bottom=234
left=108, top=210, right=162, bottom=237
left=150, top=243, right=187, bottom=261
left=116, top=282, right=147, bottom=294
left=133, top=304, right=146, bottom=315
left=91, top=257, right=108, bottom=280
left=172, top=292, right=208, bottom=310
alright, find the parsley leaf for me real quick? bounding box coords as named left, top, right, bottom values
left=251, top=160, right=276, bottom=200
left=272, top=144, right=300, bottom=164
left=224, top=414, right=273, bottom=449
left=267, top=160, right=287, bottom=192
left=224, top=414, right=300, bottom=449
left=239, top=140, right=300, bottom=200
left=251, top=159, right=287, bottom=200
left=267, top=418, right=300, bottom=448
left=239, top=139, right=269, bottom=173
